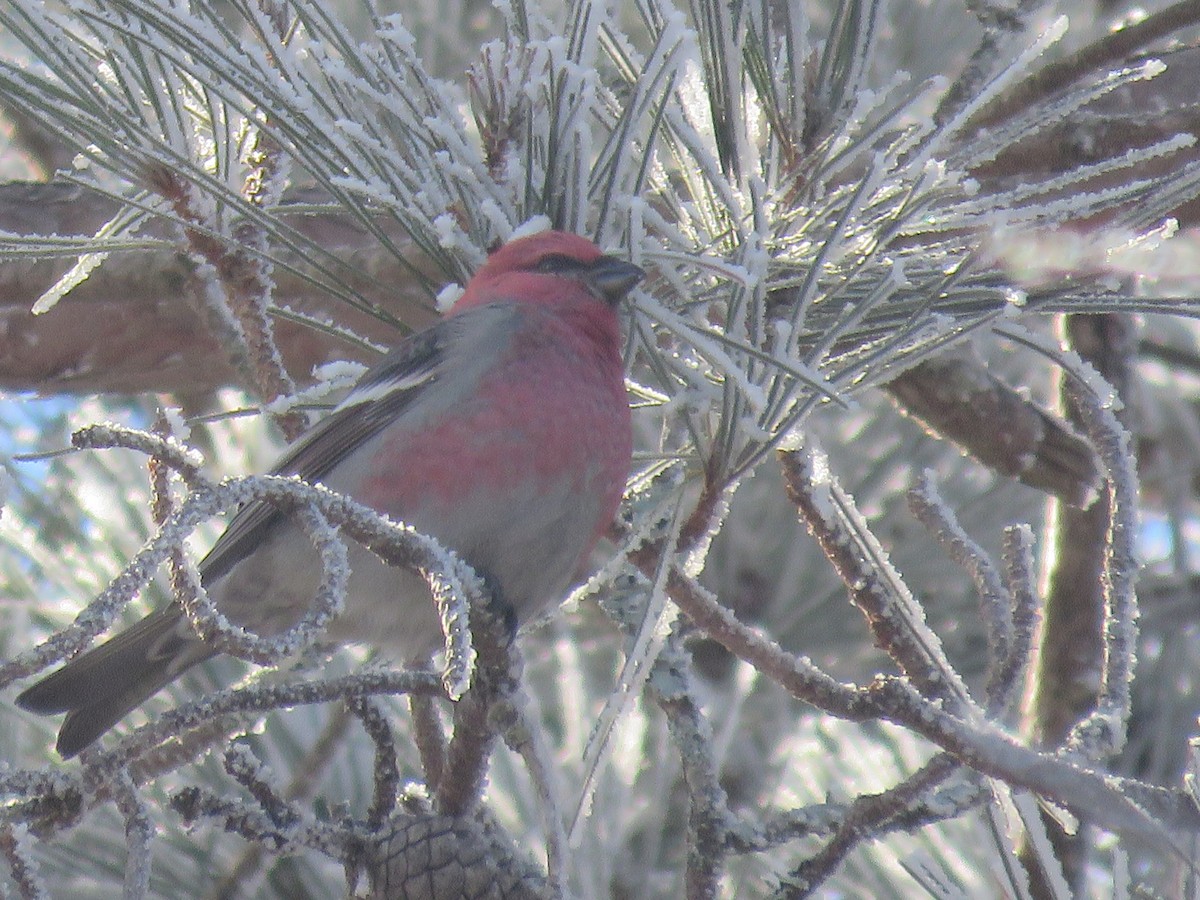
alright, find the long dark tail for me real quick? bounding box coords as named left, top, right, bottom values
left=16, top=605, right=215, bottom=758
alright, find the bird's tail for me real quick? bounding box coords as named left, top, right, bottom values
left=16, top=605, right=215, bottom=758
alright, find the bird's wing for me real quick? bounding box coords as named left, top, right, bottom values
left=198, top=322, right=449, bottom=583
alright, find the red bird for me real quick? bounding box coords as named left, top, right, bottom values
left=19, top=230, right=642, bottom=757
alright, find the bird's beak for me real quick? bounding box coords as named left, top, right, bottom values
left=584, top=256, right=645, bottom=305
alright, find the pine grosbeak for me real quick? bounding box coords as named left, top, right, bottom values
left=19, top=230, right=642, bottom=757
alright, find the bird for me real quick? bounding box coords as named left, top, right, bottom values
left=17, top=230, right=642, bottom=758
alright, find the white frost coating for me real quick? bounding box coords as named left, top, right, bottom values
left=432, top=213, right=465, bottom=250
left=263, top=363, right=367, bottom=415
left=807, top=448, right=831, bottom=486
left=435, top=283, right=465, bottom=313
left=375, top=13, right=416, bottom=53
left=478, top=199, right=513, bottom=239
left=994, top=321, right=1123, bottom=413
left=675, top=57, right=718, bottom=161
left=767, top=316, right=794, bottom=353
left=775, top=425, right=805, bottom=452
left=509, top=215, right=553, bottom=242
left=922, top=15, right=1069, bottom=163
left=681, top=485, right=732, bottom=579
left=312, top=360, right=369, bottom=385
left=160, top=406, right=192, bottom=443
left=31, top=250, right=108, bottom=315
left=801, top=448, right=840, bottom=524
left=425, top=542, right=478, bottom=701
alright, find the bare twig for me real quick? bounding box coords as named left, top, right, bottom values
left=884, top=358, right=1100, bottom=507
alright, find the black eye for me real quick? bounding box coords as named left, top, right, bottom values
left=533, top=253, right=586, bottom=274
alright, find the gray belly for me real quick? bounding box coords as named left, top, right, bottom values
left=202, top=472, right=602, bottom=661
left=206, top=527, right=444, bottom=662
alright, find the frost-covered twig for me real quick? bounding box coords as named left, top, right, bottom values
left=494, top=683, right=568, bottom=896
left=1, top=462, right=481, bottom=699
left=112, top=769, right=154, bottom=900
left=170, top=785, right=347, bottom=862
left=435, top=601, right=518, bottom=817
left=408, top=689, right=447, bottom=791
left=226, top=6, right=306, bottom=439
left=996, top=525, right=1040, bottom=723
left=149, top=165, right=305, bottom=440
left=0, top=671, right=438, bottom=871
left=211, top=706, right=356, bottom=899
left=646, top=508, right=1196, bottom=841
left=0, top=823, right=48, bottom=900
left=71, top=670, right=440, bottom=806
left=968, top=0, right=1200, bottom=132
left=650, top=630, right=729, bottom=900
left=148, top=410, right=183, bottom=527
left=780, top=445, right=974, bottom=713
left=43, top=417, right=481, bottom=690
left=730, top=770, right=986, bottom=859
left=346, top=697, right=401, bottom=830
left=908, top=472, right=1014, bottom=714
left=71, top=422, right=207, bottom=485
left=784, top=753, right=962, bottom=897
left=223, top=743, right=300, bottom=832
left=1062, top=354, right=1141, bottom=759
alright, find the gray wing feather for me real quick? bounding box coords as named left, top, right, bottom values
left=199, top=323, right=448, bottom=583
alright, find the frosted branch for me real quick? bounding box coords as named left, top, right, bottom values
left=908, top=471, right=1014, bottom=714
left=650, top=630, right=729, bottom=900
left=996, top=525, right=1041, bottom=723
left=1062, top=374, right=1141, bottom=758
left=0, top=823, right=47, bottom=900
left=77, top=669, right=440, bottom=794
left=435, top=601, right=519, bottom=817
left=346, top=697, right=401, bottom=829
left=784, top=754, right=963, bottom=895
left=112, top=769, right=154, bottom=900
left=780, top=445, right=975, bottom=713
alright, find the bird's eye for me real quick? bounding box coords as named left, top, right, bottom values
left=532, top=253, right=586, bottom=274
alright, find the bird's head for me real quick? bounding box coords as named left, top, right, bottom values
left=453, top=231, right=644, bottom=314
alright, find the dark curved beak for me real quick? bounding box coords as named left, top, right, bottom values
left=584, top=256, right=645, bottom=305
